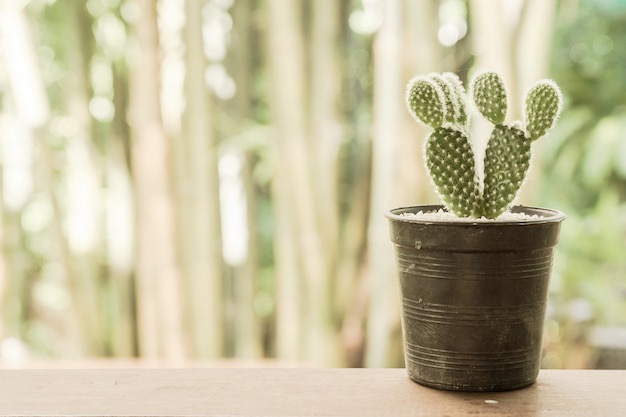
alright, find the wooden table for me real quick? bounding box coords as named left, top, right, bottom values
left=0, top=368, right=623, bottom=416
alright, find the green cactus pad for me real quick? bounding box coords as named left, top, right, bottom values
left=525, top=80, right=562, bottom=141
left=406, top=76, right=445, bottom=128
left=442, top=72, right=469, bottom=127
left=472, top=71, right=507, bottom=125
left=430, top=74, right=462, bottom=126
left=425, top=127, right=479, bottom=217
left=482, top=125, right=531, bottom=218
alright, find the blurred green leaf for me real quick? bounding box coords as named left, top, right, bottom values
left=580, top=117, right=619, bottom=187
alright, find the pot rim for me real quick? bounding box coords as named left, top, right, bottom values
left=385, top=204, right=566, bottom=226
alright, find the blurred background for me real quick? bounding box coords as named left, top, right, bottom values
left=0, top=0, right=624, bottom=369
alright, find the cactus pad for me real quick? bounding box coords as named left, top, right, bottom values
left=472, top=71, right=507, bottom=125
left=482, top=125, right=531, bottom=219
left=406, top=76, right=445, bottom=129
left=442, top=72, right=469, bottom=128
left=525, top=80, right=562, bottom=141
left=425, top=127, right=479, bottom=218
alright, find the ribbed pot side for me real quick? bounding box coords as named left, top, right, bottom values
left=386, top=205, right=566, bottom=392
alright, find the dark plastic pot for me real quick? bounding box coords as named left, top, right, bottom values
left=385, top=205, right=566, bottom=392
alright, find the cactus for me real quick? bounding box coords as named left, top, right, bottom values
left=406, top=71, right=562, bottom=219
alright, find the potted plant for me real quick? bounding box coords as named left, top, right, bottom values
left=385, top=71, right=566, bottom=391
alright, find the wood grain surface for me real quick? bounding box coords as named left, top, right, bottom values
left=0, top=368, right=623, bottom=416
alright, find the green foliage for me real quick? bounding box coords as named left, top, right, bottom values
left=406, top=71, right=562, bottom=218
left=536, top=1, right=626, bottom=367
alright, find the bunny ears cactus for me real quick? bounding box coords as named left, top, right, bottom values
left=406, top=71, right=562, bottom=219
